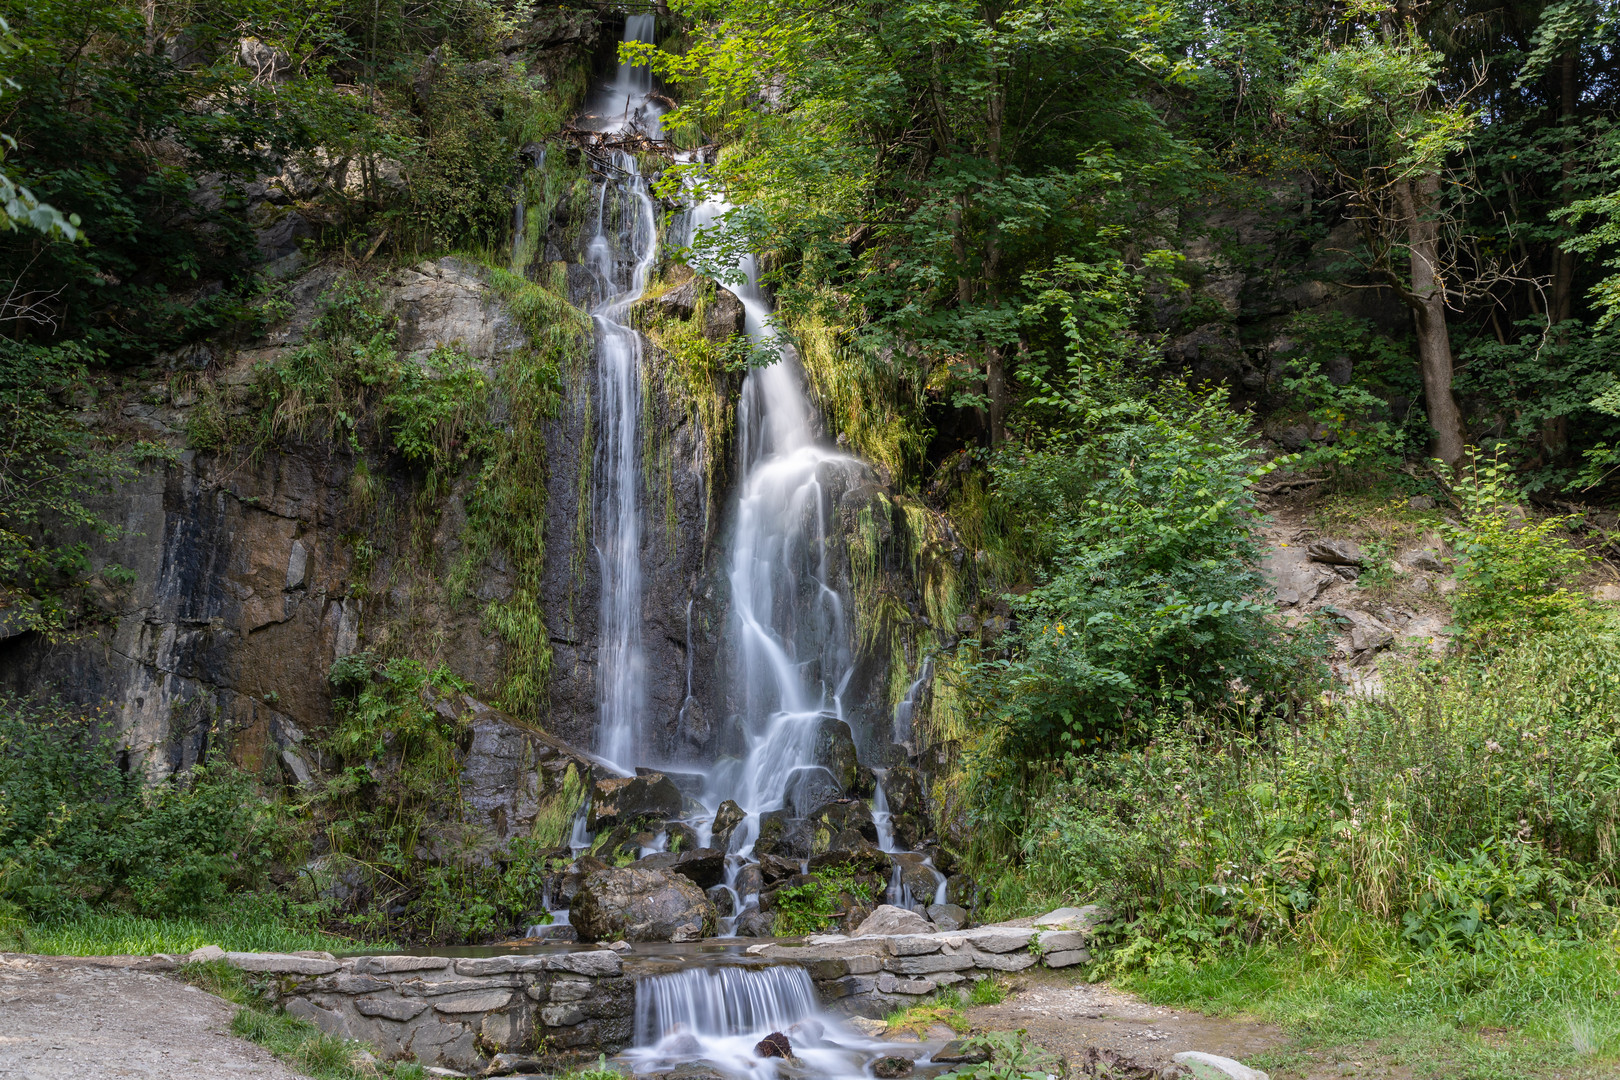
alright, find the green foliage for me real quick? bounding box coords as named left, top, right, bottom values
left=968, top=356, right=1319, bottom=764
left=937, top=1031, right=1063, bottom=1080
left=968, top=976, right=1008, bottom=1006
left=560, top=1055, right=624, bottom=1080
left=981, top=623, right=1620, bottom=976
left=0, top=340, right=167, bottom=636
left=1277, top=313, right=1422, bottom=474
left=0, top=697, right=283, bottom=922
left=8, top=907, right=375, bottom=957
left=771, top=865, right=877, bottom=936
left=1442, top=455, right=1592, bottom=646
left=312, top=652, right=556, bottom=943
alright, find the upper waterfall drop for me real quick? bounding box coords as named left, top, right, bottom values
left=581, top=13, right=664, bottom=775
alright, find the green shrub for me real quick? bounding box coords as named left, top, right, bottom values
left=0, top=697, right=282, bottom=921
left=1442, top=453, right=1591, bottom=645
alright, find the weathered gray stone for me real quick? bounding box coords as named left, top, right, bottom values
left=846, top=955, right=883, bottom=975
left=226, top=952, right=340, bottom=975
left=1042, top=948, right=1091, bottom=968
left=402, top=978, right=506, bottom=997
left=1307, top=538, right=1362, bottom=566
left=926, top=903, right=969, bottom=931
left=854, top=905, right=933, bottom=937
left=1032, top=905, right=1107, bottom=930
left=961, top=927, right=1033, bottom=953
left=541, top=1004, right=586, bottom=1027
left=883, top=953, right=976, bottom=975
left=356, top=997, right=429, bottom=1022
left=285, top=997, right=353, bottom=1037
left=432, top=989, right=513, bottom=1014
left=454, top=957, right=520, bottom=976
left=588, top=773, right=683, bottom=831
left=1035, top=929, right=1090, bottom=952
left=308, top=973, right=392, bottom=995
left=187, top=945, right=226, bottom=963
left=876, top=974, right=936, bottom=995
left=354, top=955, right=452, bottom=975
left=886, top=935, right=943, bottom=957
left=969, top=949, right=1036, bottom=972
left=543, top=950, right=624, bottom=977
left=935, top=1040, right=990, bottom=1065
left=549, top=979, right=593, bottom=1002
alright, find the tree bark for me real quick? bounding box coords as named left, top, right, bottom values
left=1398, top=173, right=1466, bottom=466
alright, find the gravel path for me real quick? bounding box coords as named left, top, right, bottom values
left=0, top=954, right=312, bottom=1080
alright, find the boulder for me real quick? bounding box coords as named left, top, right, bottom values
left=666, top=822, right=702, bottom=854
left=704, top=287, right=746, bottom=341
left=588, top=773, right=683, bottom=831
left=754, top=1032, right=792, bottom=1059
left=927, top=903, right=969, bottom=931
left=1306, top=539, right=1362, bottom=566
left=1171, top=1051, right=1269, bottom=1080
left=1400, top=546, right=1448, bottom=573
left=671, top=847, right=726, bottom=888
left=711, top=800, right=746, bottom=849
left=707, top=884, right=735, bottom=917
left=811, top=716, right=859, bottom=793
left=873, top=1056, right=915, bottom=1078
left=854, top=904, right=933, bottom=937
left=1033, top=904, right=1108, bottom=930
left=935, top=1040, right=990, bottom=1065
left=735, top=908, right=774, bottom=937
left=755, top=811, right=811, bottom=859
left=784, top=767, right=844, bottom=819
left=571, top=866, right=717, bottom=943
left=734, top=862, right=763, bottom=897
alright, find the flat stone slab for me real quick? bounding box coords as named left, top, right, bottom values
left=225, top=952, right=341, bottom=975
left=353, top=955, right=452, bottom=974
left=1043, top=948, right=1091, bottom=968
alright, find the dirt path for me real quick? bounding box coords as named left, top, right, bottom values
left=965, top=968, right=1284, bottom=1074
left=0, top=954, right=311, bottom=1080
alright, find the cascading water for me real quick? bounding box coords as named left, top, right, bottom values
left=628, top=966, right=888, bottom=1080
left=583, top=13, right=663, bottom=775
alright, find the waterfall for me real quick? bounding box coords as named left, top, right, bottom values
left=585, top=13, right=663, bottom=775
left=627, top=965, right=883, bottom=1080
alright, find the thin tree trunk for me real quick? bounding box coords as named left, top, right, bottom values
left=1399, top=173, right=1466, bottom=466
left=1542, top=49, right=1580, bottom=459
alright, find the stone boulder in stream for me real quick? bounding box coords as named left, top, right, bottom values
left=811, top=715, right=860, bottom=792
left=588, top=772, right=683, bottom=831
left=572, top=866, right=717, bottom=943
left=853, top=904, right=933, bottom=936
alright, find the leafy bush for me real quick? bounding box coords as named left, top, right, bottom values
left=965, top=360, right=1324, bottom=806
left=1277, top=312, right=1422, bottom=474
left=0, top=697, right=280, bottom=921
left=937, top=1032, right=1064, bottom=1080
left=1442, top=454, right=1591, bottom=645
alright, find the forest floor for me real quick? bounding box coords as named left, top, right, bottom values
left=0, top=954, right=313, bottom=1080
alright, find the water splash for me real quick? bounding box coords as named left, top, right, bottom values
left=628, top=965, right=888, bottom=1080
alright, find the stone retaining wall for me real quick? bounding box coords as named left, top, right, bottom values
left=755, top=921, right=1094, bottom=1018
left=228, top=949, right=630, bottom=1073
left=221, top=910, right=1099, bottom=1072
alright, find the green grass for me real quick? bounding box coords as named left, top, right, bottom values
left=1124, top=933, right=1620, bottom=1079
left=8, top=911, right=390, bottom=956
left=969, top=976, right=1009, bottom=1006
left=183, top=961, right=426, bottom=1080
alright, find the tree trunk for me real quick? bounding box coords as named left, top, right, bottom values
left=1399, top=173, right=1466, bottom=466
